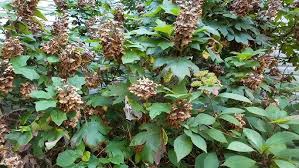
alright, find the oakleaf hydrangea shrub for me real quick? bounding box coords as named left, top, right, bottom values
left=0, top=0, right=299, bottom=167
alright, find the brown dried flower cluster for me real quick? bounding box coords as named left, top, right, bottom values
left=0, top=61, right=14, bottom=94
left=1, top=38, right=24, bottom=60
left=13, top=0, right=39, bottom=18
left=99, top=20, right=124, bottom=62
left=129, top=78, right=159, bottom=100
left=78, top=0, right=96, bottom=8
left=234, top=114, right=246, bottom=130
left=231, top=0, right=250, bottom=16
left=57, top=85, right=84, bottom=113
left=85, top=72, right=101, bottom=88
left=20, top=82, right=37, bottom=99
left=54, top=0, right=68, bottom=11
left=208, top=64, right=225, bottom=77
left=0, top=117, right=24, bottom=168
left=174, top=0, right=204, bottom=50
left=84, top=106, right=105, bottom=116
left=58, top=44, right=82, bottom=78
left=168, top=100, right=192, bottom=127
left=256, top=55, right=277, bottom=74
left=265, top=0, right=282, bottom=18
left=114, top=7, right=125, bottom=24
left=64, top=111, right=81, bottom=128
left=241, top=73, right=264, bottom=90
left=42, top=17, right=69, bottom=55
left=13, top=0, right=43, bottom=33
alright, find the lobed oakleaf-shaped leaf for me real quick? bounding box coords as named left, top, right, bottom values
left=154, top=57, right=199, bottom=81
left=71, top=117, right=110, bottom=148
left=147, top=103, right=171, bottom=119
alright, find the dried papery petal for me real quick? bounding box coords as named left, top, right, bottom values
left=241, top=73, right=264, bottom=90
left=256, top=55, right=277, bottom=74
left=13, top=0, right=39, bottom=18
left=265, top=0, right=282, bottom=18
left=234, top=114, right=246, bottom=130
left=64, top=111, right=81, bottom=128
left=174, top=0, right=204, bottom=50
left=85, top=72, right=101, bottom=89
left=20, top=82, right=37, bottom=99
left=230, top=0, right=253, bottom=16
left=0, top=60, right=14, bottom=94
left=1, top=37, right=24, bottom=59
left=0, top=117, right=24, bottom=168
left=99, top=20, right=124, bottom=62
left=78, top=0, right=96, bottom=8
left=84, top=106, right=105, bottom=116
left=52, top=17, right=68, bottom=36
left=168, top=100, right=192, bottom=127
left=128, top=78, right=159, bottom=100
left=54, top=0, right=68, bottom=11
left=58, top=44, right=82, bottom=78
left=57, top=85, right=84, bottom=113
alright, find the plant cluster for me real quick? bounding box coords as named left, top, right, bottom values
left=0, top=0, right=299, bottom=168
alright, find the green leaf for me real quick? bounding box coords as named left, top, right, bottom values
left=243, top=128, right=265, bottom=150
left=14, top=66, right=40, bottom=80
left=227, top=141, right=255, bottom=152
left=206, top=128, right=227, bottom=143
left=161, top=0, right=180, bottom=15
left=6, top=131, right=33, bottom=147
left=35, top=100, right=57, bottom=111
left=30, top=90, right=53, bottom=99
left=51, top=110, right=67, bottom=126
left=195, top=152, right=219, bottom=168
left=147, top=103, right=171, bottom=119
left=71, top=117, right=109, bottom=148
left=174, top=134, right=192, bottom=162
left=56, top=150, right=81, bottom=167
left=274, top=160, right=297, bottom=168
left=246, top=107, right=267, bottom=116
left=154, top=19, right=174, bottom=36
left=154, top=57, right=199, bottom=81
left=158, top=41, right=174, bottom=50
left=122, top=51, right=140, bottom=64
left=87, top=95, right=112, bottom=107
left=10, top=55, right=30, bottom=67
left=34, top=9, right=47, bottom=20
left=266, top=132, right=299, bottom=146
left=190, top=113, right=215, bottom=126
left=223, top=155, right=256, bottom=168
left=219, top=93, right=252, bottom=103
left=130, top=124, right=164, bottom=164
left=185, top=130, right=207, bottom=152
left=68, top=75, right=86, bottom=89
left=221, top=108, right=245, bottom=115
left=47, top=56, right=59, bottom=63
left=220, top=115, right=241, bottom=126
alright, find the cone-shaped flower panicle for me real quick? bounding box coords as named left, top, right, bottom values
left=174, top=0, right=204, bottom=50
left=0, top=60, right=14, bottom=94
left=241, top=73, right=264, bottom=90
left=57, top=85, right=84, bottom=113
left=129, top=78, right=159, bottom=100
left=20, top=82, right=37, bottom=99
left=168, top=100, right=192, bottom=127
left=58, top=44, right=82, bottom=78
left=1, top=37, right=24, bottom=60
left=265, top=0, right=282, bottom=18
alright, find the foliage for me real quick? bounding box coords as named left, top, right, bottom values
left=0, top=0, right=299, bottom=167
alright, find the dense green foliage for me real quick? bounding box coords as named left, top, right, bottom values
left=0, top=0, right=299, bottom=167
